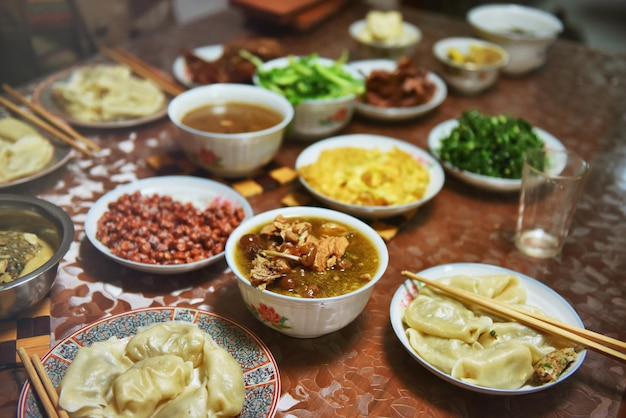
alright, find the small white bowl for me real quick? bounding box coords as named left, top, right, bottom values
left=427, top=119, right=565, bottom=192
left=296, top=134, right=445, bottom=219
left=85, top=176, right=253, bottom=274
left=467, top=4, right=563, bottom=75
left=349, top=19, right=422, bottom=60
left=347, top=59, right=447, bottom=121
left=225, top=206, right=389, bottom=338
left=168, top=83, right=294, bottom=178
left=390, top=263, right=586, bottom=395
left=253, top=56, right=362, bottom=142
left=432, top=37, right=509, bottom=95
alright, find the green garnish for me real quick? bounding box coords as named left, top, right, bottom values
left=437, top=110, right=545, bottom=179
left=243, top=50, right=365, bottom=105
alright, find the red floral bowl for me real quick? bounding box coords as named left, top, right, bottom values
left=168, top=83, right=293, bottom=178
left=225, top=206, right=389, bottom=338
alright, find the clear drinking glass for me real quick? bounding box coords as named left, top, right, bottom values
left=515, top=148, right=590, bottom=258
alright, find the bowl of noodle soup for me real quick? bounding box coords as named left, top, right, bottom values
left=295, top=134, right=444, bottom=219
left=390, top=263, right=586, bottom=395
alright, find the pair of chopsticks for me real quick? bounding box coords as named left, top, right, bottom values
left=1, top=84, right=99, bottom=157
left=401, top=270, right=626, bottom=362
left=100, top=46, right=186, bottom=97
left=17, top=347, right=69, bottom=418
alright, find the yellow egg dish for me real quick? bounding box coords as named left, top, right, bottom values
left=298, top=146, right=429, bottom=206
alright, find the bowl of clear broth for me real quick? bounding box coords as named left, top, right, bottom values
left=467, top=4, right=563, bottom=75
left=225, top=206, right=389, bottom=338
left=168, top=83, right=294, bottom=178
left=0, top=194, right=73, bottom=319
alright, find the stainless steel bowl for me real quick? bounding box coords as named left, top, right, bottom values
left=0, top=194, right=73, bottom=319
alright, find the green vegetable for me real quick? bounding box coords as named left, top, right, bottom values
left=437, top=110, right=545, bottom=179
left=242, top=50, right=364, bottom=105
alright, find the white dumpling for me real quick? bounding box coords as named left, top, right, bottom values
left=203, top=342, right=245, bottom=417
left=152, top=385, right=209, bottom=418
left=58, top=338, right=133, bottom=417
left=451, top=340, right=535, bottom=389
left=422, top=274, right=527, bottom=305
left=406, top=328, right=482, bottom=373
left=109, top=355, right=193, bottom=418
left=403, top=293, right=493, bottom=344
left=125, top=321, right=206, bottom=367
left=478, top=322, right=552, bottom=355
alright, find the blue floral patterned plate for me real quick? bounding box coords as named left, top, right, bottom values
left=18, top=307, right=281, bottom=417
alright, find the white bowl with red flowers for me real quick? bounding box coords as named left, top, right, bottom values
left=225, top=206, right=389, bottom=338
left=168, top=83, right=294, bottom=178
left=253, top=56, right=363, bottom=142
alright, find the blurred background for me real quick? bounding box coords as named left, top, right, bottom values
left=1, top=0, right=624, bottom=86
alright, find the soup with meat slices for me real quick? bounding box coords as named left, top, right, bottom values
left=181, top=102, right=283, bottom=134
left=235, top=215, right=380, bottom=298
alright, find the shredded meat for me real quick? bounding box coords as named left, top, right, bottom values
left=531, top=347, right=577, bottom=384
left=250, top=254, right=291, bottom=290
left=363, top=57, right=436, bottom=107
left=312, top=236, right=349, bottom=272
left=247, top=216, right=351, bottom=286
left=183, top=38, right=285, bottom=84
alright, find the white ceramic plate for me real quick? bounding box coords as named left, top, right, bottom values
left=427, top=119, right=565, bottom=192
left=390, top=262, right=586, bottom=395
left=84, top=176, right=254, bottom=274
left=17, top=307, right=281, bottom=417
left=172, top=44, right=224, bottom=87
left=347, top=59, right=447, bottom=121
left=33, top=64, right=169, bottom=129
left=295, top=134, right=445, bottom=219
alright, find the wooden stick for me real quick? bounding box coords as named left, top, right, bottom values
left=100, top=46, right=185, bottom=96
left=401, top=270, right=626, bottom=362
left=111, top=46, right=186, bottom=95
left=31, top=354, right=70, bottom=418
left=2, top=84, right=100, bottom=151
left=0, top=96, right=92, bottom=157
left=17, top=348, right=59, bottom=418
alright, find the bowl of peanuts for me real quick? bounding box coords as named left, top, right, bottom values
left=84, top=176, right=253, bottom=274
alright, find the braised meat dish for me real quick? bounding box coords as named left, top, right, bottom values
left=363, top=57, right=436, bottom=107
left=183, top=38, right=285, bottom=85
left=235, top=215, right=380, bottom=298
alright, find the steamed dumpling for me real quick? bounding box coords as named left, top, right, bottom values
left=203, top=342, right=245, bottom=417
left=108, top=355, right=193, bottom=418
left=450, top=340, right=535, bottom=389
left=58, top=338, right=133, bottom=417
left=57, top=321, right=246, bottom=417
left=404, top=292, right=493, bottom=344
left=125, top=321, right=206, bottom=367
left=152, top=385, right=209, bottom=418
left=402, top=273, right=576, bottom=390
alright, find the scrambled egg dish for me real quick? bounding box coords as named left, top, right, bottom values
left=299, top=146, right=429, bottom=206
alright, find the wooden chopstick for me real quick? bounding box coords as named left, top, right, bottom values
left=2, top=84, right=100, bottom=152
left=32, top=353, right=70, bottom=418
left=17, top=348, right=69, bottom=418
left=100, top=46, right=186, bottom=96
left=0, top=96, right=92, bottom=156
left=401, top=271, right=626, bottom=362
